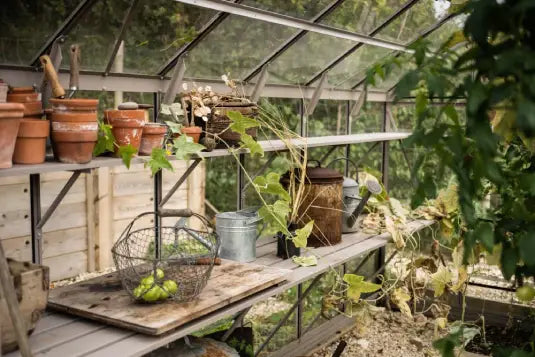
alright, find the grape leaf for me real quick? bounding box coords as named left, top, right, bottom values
left=391, top=287, right=412, bottom=317
left=292, top=255, right=317, bottom=267
left=227, top=110, right=260, bottom=134
left=258, top=200, right=290, bottom=232
left=145, top=148, right=174, bottom=177
left=430, top=266, right=452, bottom=297
left=240, top=132, right=264, bottom=157
left=93, top=122, right=114, bottom=156
left=292, top=220, right=314, bottom=248
left=118, top=144, right=137, bottom=169
left=343, top=274, right=381, bottom=302
left=173, top=135, right=206, bottom=160
left=253, top=173, right=290, bottom=201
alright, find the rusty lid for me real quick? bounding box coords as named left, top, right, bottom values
left=283, top=161, right=343, bottom=185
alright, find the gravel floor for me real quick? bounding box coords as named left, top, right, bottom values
left=311, top=311, right=445, bottom=357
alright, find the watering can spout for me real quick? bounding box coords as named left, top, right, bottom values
left=346, top=180, right=382, bottom=228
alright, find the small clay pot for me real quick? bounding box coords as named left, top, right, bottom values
left=7, top=87, right=42, bottom=117
left=0, top=103, right=24, bottom=168
left=105, top=109, right=146, bottom=156
left=13, top=119, right=50, bottom=164
left=50, top=98, right=98, bottom=164
left=139, top=123, right=167, bottom=156
left=180, top=126, right=202, bottom=143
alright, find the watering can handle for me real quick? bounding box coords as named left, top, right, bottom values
left=326, top=157, right=360, bottom=184
left=158, top=208, right=193, bottom=217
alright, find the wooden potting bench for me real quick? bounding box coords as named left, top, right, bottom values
left=1, top=133, right=434, bottom=357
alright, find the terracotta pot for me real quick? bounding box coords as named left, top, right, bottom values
left=0, top=103, right=24, bottom=168
left=180, top=126, right=202, bottom=143
left=7, top=87, right=42, bottom=117
left=105, top=109, right=145, bottom=156
left=49, top=98, right=98, bottom=164
left=13, top=119, right=50, bottom=164
left=139, top=123, right=167, bottom=156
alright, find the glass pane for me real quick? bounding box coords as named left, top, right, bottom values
left=113, top=0, right=217, bottom=75
left=308, top=100, right=348, bottom=137
left=426, top=15, right=467, bottom=51
left=61, top=0, right=132, bottom=71
left=375, top=0, right=451, bottom=44
left=185, top=15, right=297, bottom=80
left=267, top=32, right=354, bottom=85
left=241, top=0, right=333, bottom=20
left=327, top=45, right=393, bottom=89
left=321, top=0, right=413, bottom=34
left=351, top=102, right=384, bottom=133
left=0, top=0, right=82, bottom=65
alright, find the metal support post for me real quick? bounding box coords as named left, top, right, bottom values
left=30, top=174, right=42, bottom=264
left=153, top=92, right=162, bottom=259
left=30, top=171, right=82, bottom=264
left=249, top=64, right=269, bottom=103
left=162, top=58, right=186, bottom=106
left=237, top=154, right=245, bottom=210
left=221, top=307, right=252, bottom=342
left=305, top=72, right=328, bottom=117
left=345, top=100, right=351, bottom=176
left=254, top=273, right=324, bottom=356
left=159, top=159, right=201, bottom=208
left=297, top=283, right=303, bottom=338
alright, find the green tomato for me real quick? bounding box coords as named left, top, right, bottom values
left=163, top=280, right=178, bottom=295
left=156, top=268, right=165, bottom=280
left=159, top=287, right=169, bottom=300
left=133, top=285, right=143, bottom=298
left=142, top=286, right=162, bottom=302
left=516, top=285, right=535, bottom=302
left=141, top=275, right=154, bottom=287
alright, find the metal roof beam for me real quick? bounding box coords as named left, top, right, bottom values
left=104, top=0, right=140, bottom=76
left=0, top=65, right=390, bottom=102
left=242, top=0, right=347, bottom=83
left=162, top=58, right=187, bottom=105
left=351, top=13, right=457, bottom=91
left=29, top=0, right=97, bottom=66
left=305, top=0, right=421, bottom=86
left=174, top=0, right=409, bottom=52
left=249, top=64, right=269, bottom=103
left=158, top=0, right=243, bottom=76
left=305, top=72, right=328, bottom=117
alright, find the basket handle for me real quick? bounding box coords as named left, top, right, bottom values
left=158, top=208, right=193, bottom=217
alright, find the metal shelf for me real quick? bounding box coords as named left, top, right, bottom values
left=0, top=132, right=410, bottom=178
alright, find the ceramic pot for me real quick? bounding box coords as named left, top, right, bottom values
left=105, top=109, right=145, bottom=156
left=50, top=98, right=98, bottom=164
left=0, top=103, right=24, bottom=168
left=7, top=87, right=42, bottom=118
left=13, top=119, right=50, bottom=164
left=180, top=126, right=202, bottom=143
left=139, top=123, right=167, bottom=156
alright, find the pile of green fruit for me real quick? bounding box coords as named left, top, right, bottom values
left=132, top=268, right=178, bottom=302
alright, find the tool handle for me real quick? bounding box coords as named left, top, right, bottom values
left=157, top=208, right=193, bottom=217
left=40, top=55, right=65, bottom=98
left=69, top=45, right=81, bottom=90
left=347, top=191, right=372, bottom=228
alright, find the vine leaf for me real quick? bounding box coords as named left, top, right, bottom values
left=343, top=274, right=381, bottom=302
left=292, top=221, right=314, bottom=248
left=173, top=135, right=205, bottom=160
left=227, top=110, right=260, bottom=134
left=165, top=120, right=182, bottom=134
left=93, top=122, right=114, bottom=156
left=253, top=173, right=290, bottom=201
left=391, top=287, right=412, bottom=318
left=451, top=266, right=468, bottom=293
left=475, top=221, right=494, bottom=252
left=145, top=148, right=174, bottom=177
left=258, top=199, right=290, bottom=232
left=430, top=266, right=452, bottom=297
left=240, top=132, right=264, bottom=157
left=385, top=215, right=405, bottom=249
left=118, top=144, right=137, bottom=169
left=292, top=255, right=317, bottom=267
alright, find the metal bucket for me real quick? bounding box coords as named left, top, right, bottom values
left=342, top=197, right=361, bottom=233
left=216, top=210, right=263, bottom=262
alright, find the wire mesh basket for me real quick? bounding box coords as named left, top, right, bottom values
left=112, top=209, right=219, bottom=304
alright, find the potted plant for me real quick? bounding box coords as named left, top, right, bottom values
left=160, top=100, right=201, bottom=143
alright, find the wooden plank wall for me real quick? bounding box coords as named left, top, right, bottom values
left=0, top=161, right=205, bottom=281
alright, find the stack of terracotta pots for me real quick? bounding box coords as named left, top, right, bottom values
left=0, top=103, right=24, bottom=168
left=105, top=109, right=146, bottom=156
left=49, top=99, right=99, bottom=164
left=7, top=87, right=49, bottom=165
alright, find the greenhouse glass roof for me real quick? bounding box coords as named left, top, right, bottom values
left=0, top=0, right=465, bottom=99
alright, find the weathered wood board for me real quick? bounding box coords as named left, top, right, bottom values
left=47, top=259, right=290, bottom=335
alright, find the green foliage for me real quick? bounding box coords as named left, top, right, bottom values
left=93, top=121, right=114, bottom=156
left=145, top=148, right=173, bottom=177
left=173, top=135, right=206, bottom=160
left=292, top=255, right=317, bottom=267
left=118, top=144, right=137, bottom=169
left=227, top=110, right=264, bottom=157
left=293, top=221, right=314, bottom=249
left=433, top=323, right=480, bottom=357
left=253, top=173, right=290, bottom=201
left=342, top=274, right=381, bottom=302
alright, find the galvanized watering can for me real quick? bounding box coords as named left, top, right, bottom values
left=327, top=158, right=361, bottom=233
left=215, top=208, right=263, bottom=263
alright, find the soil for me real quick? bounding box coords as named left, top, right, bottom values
left=465, top=318, right=535, bottom=355
left=311, top=310, right=445, bottom=357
